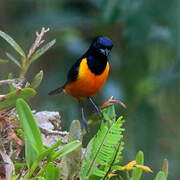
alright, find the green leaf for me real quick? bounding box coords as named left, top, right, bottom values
left=30, top=39, right=56, bottom=63
left=45, top=162, right=61, bottom=180
left=0, top=30, right=26, bottom=58
left=6, top=52, right=21, bottom=68
left=25, top=139, right=39, bottom=168
left=155, top=171, right=166, bottom=180
left=14, top=162, right=26, bottom=169
left=16, top=98, right=43, bottom=153
left=61, top=120, right=82, bottom=179
left=102, top=104, right=116, bottom=122
left=0, top=59, right=8, bottom=64
left=161, top=159, right=168, bottom=178
left=80, top=106, right=125, bottom=179
left=28, top=140, right=62, bottom=176
left=30, top=70, right=43, bottom=89
left=50, top=140, right=81, bottom=161
left=0, top=88, right=36, bottom=110
left=132, top=151, right=144, bottom=180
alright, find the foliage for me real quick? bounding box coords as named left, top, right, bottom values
left=0, top=1, right=179, bottom=179
left=0, top=88, right=36, bottom=110
left=7, top=97, right=168, bottom=180
left=80, top=105, right=124, bottom=179
left=0, top=28, right=54, bottom=109
left=16, top=98, right=81, bottom=179
left=0, top=29, right=170, bottom=180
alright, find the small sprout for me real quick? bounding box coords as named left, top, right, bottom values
left=162, top=159, right=168, bottom=177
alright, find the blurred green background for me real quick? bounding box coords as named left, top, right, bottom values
left=0, top=0, right=180, bottom=179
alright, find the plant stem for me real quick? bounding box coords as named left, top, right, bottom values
left=19, top=58, right=30, bottom=79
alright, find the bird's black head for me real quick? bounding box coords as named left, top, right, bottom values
left=91, top=36, right=113, bottom=56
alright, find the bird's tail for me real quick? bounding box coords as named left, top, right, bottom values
left=48, top=86, right=64, bottom=95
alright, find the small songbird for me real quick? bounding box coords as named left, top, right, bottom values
left=49, top=36, right=113, bottom=131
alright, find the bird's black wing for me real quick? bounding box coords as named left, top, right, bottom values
left=67, top=58, right=82, bottom=82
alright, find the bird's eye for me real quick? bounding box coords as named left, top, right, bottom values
left=100, top=45, right=106, bottom=49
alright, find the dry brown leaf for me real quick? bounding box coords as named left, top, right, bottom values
left=0, top=150, right=14, bottom=180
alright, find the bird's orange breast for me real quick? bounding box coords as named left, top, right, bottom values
left=64, top=58, right=110, bottom=99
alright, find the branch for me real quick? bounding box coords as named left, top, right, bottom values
left=100, top=96, right=127, bottom=110
left=27, top=27, right=50, bottom=59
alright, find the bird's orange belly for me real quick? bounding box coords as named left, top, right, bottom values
left=64, top=59, right=109, bottom=99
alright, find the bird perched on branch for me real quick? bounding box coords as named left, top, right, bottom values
left=49, top=36, right=113, bottom=131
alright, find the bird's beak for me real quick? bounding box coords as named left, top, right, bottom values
left=100, top=48, right=110, bottom=56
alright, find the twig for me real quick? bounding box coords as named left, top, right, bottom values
left=0, top=79, right=15, bottom=86
left=100, top=96, right=127, bottom=110
left=27, top=27, right=50, bottom=59
left=40, top=127, right=68, bottom=136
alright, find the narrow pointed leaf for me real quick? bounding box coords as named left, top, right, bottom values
left=6, top=52, right=21, bottom=68
left=0, top=88, right=36, bottom=110
left=61, top=120, right=82, bottom=178
left=133, top=151, right=144, bottom=180
left=30, top=39, right=56, bottom=63
left=0, top=30, right=26, bottom=58
left=16, top=98, right=43, bottom=153
left=30, top=70, right=43, bottom=89
left=50, top=140, right=81, bottom=161
left=162, top=159, right=168, bottom=178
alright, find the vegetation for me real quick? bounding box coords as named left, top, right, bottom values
left=0, top=30, right=169, bottom=180
left=0, top=0, right=179, bottom=178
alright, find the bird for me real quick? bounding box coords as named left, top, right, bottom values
left=49, top=36, right=113, bottom=131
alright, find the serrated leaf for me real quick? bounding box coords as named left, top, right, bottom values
left=92, top=168, right=106, bottom=177
left=0, top=59, right=8, bottom=64
left=0, top=88, right=36, bottom=110
left=0, top=30, right=26, bottom=58
left=30, top=39, right=56, bottom=63
left=6, top=52, right=21, bottom=68
left=16, top=98, right=43, bottom=154
left=50, top=140, right=81, bottom=161
left=80, top=106, right=125, bottom=179
left=155, top=171, right=166, bottom=180
left=132, top=151, right=144, bottom=180
left=30, top=70, right=43, bottom=89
